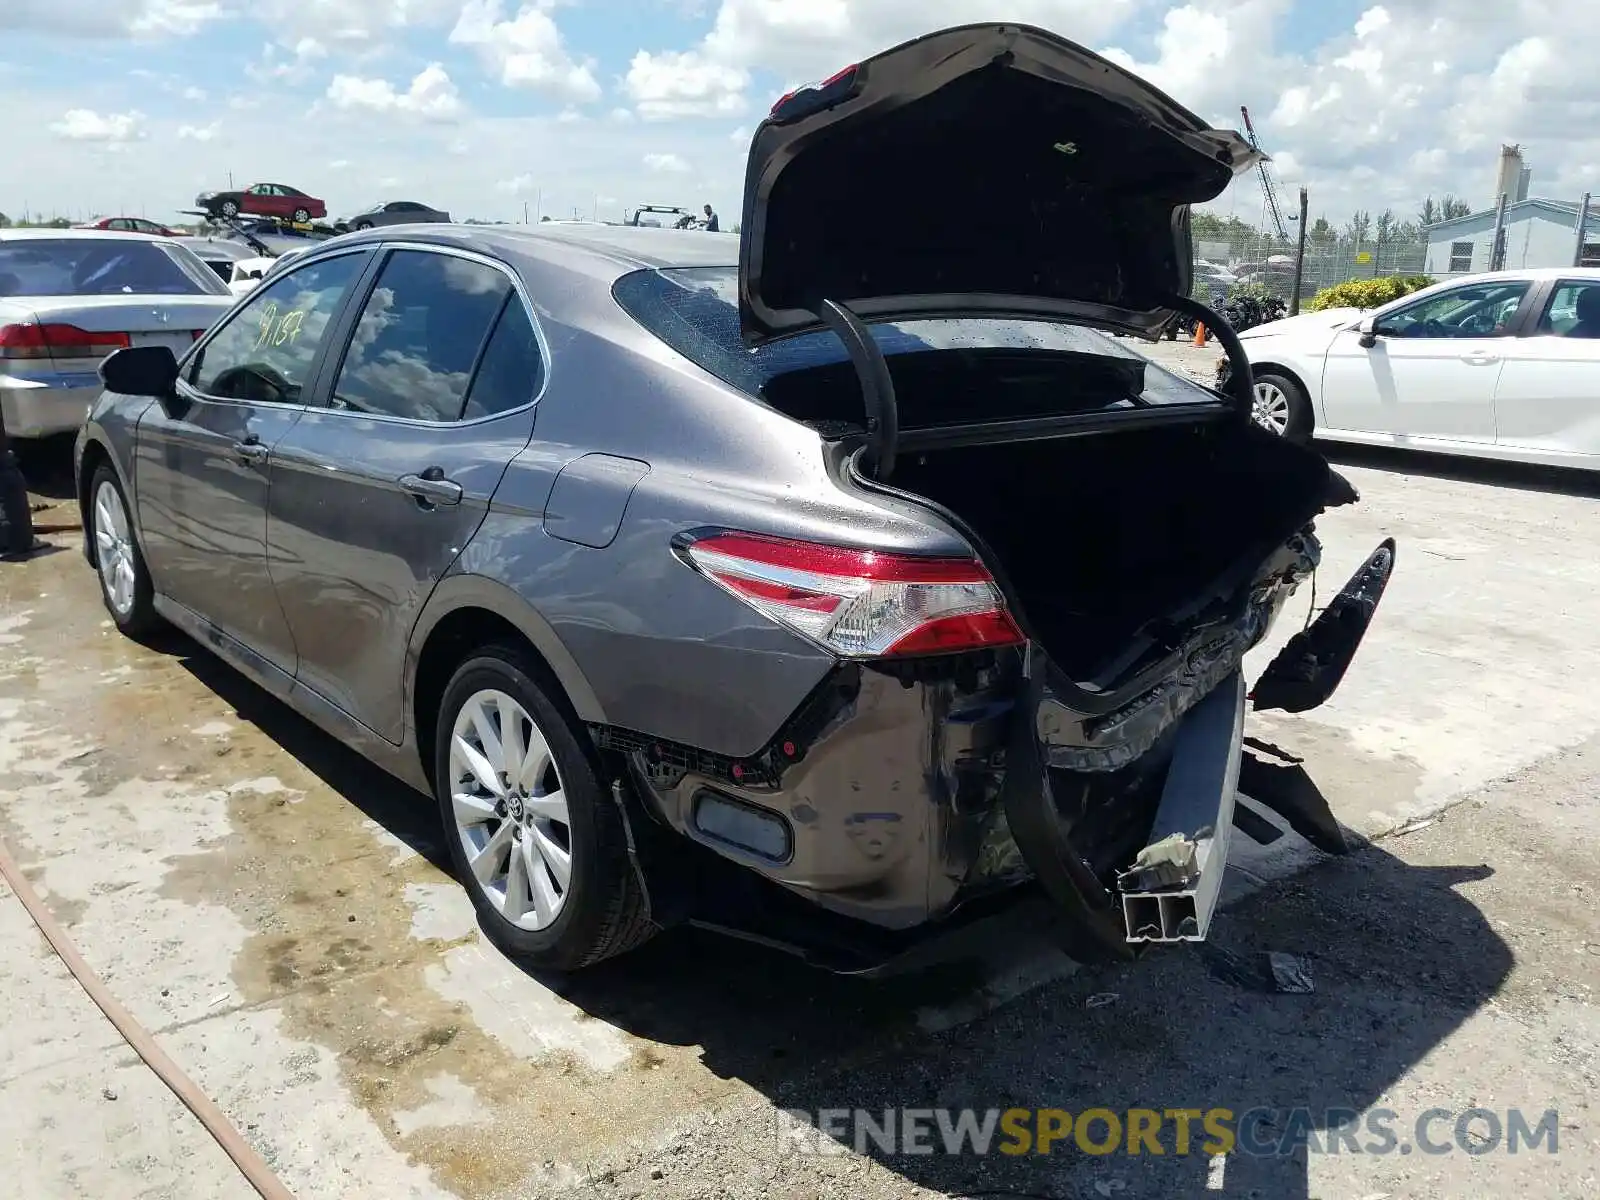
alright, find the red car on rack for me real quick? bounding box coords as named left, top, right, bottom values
left=194, top=183, right=327, bottom=223
left=75, top=216, right=184, bottom=237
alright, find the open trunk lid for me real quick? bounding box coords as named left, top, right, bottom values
left=736, top=22, right=1260, bottom=346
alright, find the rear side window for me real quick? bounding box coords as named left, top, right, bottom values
left=191, top=253, right=365, bottom=404
left=462, top=297, right=542, bottom=419
left=0, top=238, right=228, bottom=298
left=327, top=249, right=512, bottom=422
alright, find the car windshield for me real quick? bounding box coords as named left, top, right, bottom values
left=612, top=265, right=1216, bottom=408
left=0, top=237, right=229, bottom=298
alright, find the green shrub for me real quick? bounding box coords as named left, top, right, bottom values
left=1306, top=275, right=1433, bottom=312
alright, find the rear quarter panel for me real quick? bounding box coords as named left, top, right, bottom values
left=444, top=251, right=971, bottom=758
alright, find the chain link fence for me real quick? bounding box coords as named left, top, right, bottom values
left=1193, top=234, right=1430, bottom=307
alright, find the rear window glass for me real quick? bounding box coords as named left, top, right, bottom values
left=611, top=265, right=1218, bottom=410
left=0, top=238, right=228, bottom=298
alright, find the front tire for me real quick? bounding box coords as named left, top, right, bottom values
left=434, top=646, right=654, bottom=970
left=1251, top=371, right=1314, bottom=444
left=219, top=200, right=239, bottom=219
left=88, top=464, right=160, bottom=637
left=292, top=208, right=311, bottom=224
left=354, top=221, right=373, bottom=231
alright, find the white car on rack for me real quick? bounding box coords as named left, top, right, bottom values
left=1232, top=266, right=1600, bottom=472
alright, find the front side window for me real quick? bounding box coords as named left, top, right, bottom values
left=1538, top=281, right=1600, bottom=338
left=190, top=252, right=365, bottom=404
left=326, top=249, right=513, bottom=422
left=1376, top=280, right=1530, bottom=339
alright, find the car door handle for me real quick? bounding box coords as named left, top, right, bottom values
left=1460, top=352, right=1500, bottom=365
left=232, top=437, right=269, bottom=466
left=399, top=471, right=463, bottom=507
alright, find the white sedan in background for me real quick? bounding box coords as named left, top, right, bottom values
left=1233, top=267, right=1600, bottom=472
left=0, top=229, right=236, bottom=438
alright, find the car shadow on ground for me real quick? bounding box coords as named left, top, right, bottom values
left=167, top=627, right=1510, bottom=1200
left=1321, top=440, right=1600, bottom=498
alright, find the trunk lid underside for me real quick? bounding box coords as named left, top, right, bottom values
left=737, top=22, right=1261, bottom=345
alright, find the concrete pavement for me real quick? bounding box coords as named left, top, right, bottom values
left=1, top=426, right=1597, bottom=1199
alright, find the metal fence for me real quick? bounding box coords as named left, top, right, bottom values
left=1193, top=234, right=1431, bottom=306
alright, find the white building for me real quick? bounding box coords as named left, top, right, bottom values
left=1424, top=198, right=1598, bottom=276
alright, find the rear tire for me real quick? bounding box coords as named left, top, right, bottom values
left=1251, top=371, right=1314, bottom=444
left=87, top=463, right=161, bottom=638
left=434, top=645, right=655, bottom=971
left=292, top=208, right=311, bottom=224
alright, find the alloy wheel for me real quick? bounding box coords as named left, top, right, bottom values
left=93, top=480, right=137, bottom=618
left=1251, top=381, right=1292, bottom=436
left=448, top=689, right=573, bottom=931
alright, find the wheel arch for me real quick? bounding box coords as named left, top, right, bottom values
left=407, top=575, right=606, bottom=787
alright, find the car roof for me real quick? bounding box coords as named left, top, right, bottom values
left=0, top=227, right=169, bottom=243
left=329, top=222, right=737, bottom=276
left=1445, top=266, right=1600, bottom=285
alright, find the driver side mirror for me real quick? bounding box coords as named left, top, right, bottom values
left=99, top=345, right=183, bottom=414
left=1357, top=315, right=1381, bottom=348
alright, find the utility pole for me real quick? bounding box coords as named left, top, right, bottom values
left=1489, top=192, right=1509, bottom=272
left=523, top=201, right=529, bottom=224
left=1573, top=192, right=1592, bottom=267
left=1289, top=185, right=1310, bottom=316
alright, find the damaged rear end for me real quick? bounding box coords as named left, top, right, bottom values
left=612, top=23, right=1396, bottom=968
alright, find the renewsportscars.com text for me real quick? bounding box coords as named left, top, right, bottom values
left=777, top=1107, right=1561, bottom=1158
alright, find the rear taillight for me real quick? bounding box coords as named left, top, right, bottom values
left=192, top=330, right=206, bottom=340
left=682, top=532, right=1023, bottom=658
left=0, top=323, right=131, bottom=360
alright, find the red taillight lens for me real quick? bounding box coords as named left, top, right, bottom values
left=682, top=532, right=1024, bottom=658
left=192, top=329, right=206, bottom=340
left=0, top=323, right=131, bottom=360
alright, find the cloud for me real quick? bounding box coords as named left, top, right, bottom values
left=176, top=121, right=220, bottom=141
left=450, top=0, right=602, bottom=104
left=496, top=174, right=539, bottom=194
left=625, top=49, right=749, bottom=120
left=643, top=151, right=690, bottom=173
left=240, top=0, right=462, bottom=46
left=50, top=109, right=144, bottom=142
left=2, top=0, right=221, bottom=38
left=325, top=64, right=464, bottom=121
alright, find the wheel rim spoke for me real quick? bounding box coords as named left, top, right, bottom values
left=502, top=837, right=532, bottom=921
left=452, top=733, right=504, bottom=798
left=521, top=840, right=555, bottom=925
left=517, top=722, right=552, bottom=794
left=523, top=788, right=567, bottom=823
left=469, top=820, right=515, bottom=886
left=467, top=700, right=504, bottom=776
left=527, top=822, right=571, bottom=890
left=452, top=789, right=497, bottom=827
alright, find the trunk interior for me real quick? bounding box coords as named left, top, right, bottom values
left=883, top=419, right=1332, bottom=685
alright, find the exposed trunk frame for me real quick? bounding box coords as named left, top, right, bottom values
left=810, top=295, right=1255, bottom=483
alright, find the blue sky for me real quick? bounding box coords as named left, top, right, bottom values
left=4, top=2, right=1595, bottom=229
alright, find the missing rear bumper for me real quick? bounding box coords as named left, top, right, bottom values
left=1117, top=671, right=1246, bottom=944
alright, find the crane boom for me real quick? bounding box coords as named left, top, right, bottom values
left=1240, top=105, right=1290, bottom=241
